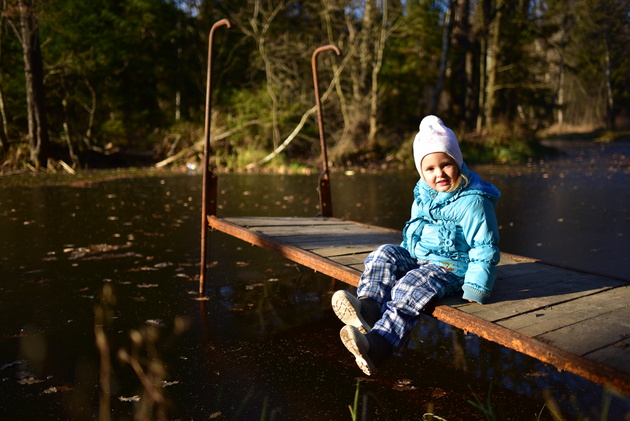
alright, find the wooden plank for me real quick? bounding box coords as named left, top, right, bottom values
left=224, top=216, right=349, bottom=227
left=248, top=224, right=392, bottom=237
left=497, top=285, right=629, bottom=337
left=539, top=310, right=629, bottom=360
left=256, top=236, right=388, bottom=253
left=348, top=263, right=367, bottom=272
left=463, top=266, right=625, bottom=322
left=208, top=215, right=362, bottom=286
left=585, top=337, right=630, bottom=373
left=300, top=244, right=379, bottom=258
left=535, top=301, right=630, bottom=357
left=325, top=253, right=372, bottom=267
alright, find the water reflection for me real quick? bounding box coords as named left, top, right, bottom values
left=0, top=142, right=628, bottom=419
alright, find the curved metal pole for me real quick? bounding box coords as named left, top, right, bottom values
left=311, top=45, right=341, bottom=218
left=200, top=19, right=231, bottom=296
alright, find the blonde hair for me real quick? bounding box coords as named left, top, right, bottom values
left=446, top=171, right=469, bottom=193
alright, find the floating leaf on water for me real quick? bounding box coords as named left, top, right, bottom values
left=17, top=371, right=44, bottom=385
left=137, top=283, right=159, bottom=288
left=118, top=395, right=141, bottom=402
left=154, top=262, right=173, bottom=268
left=0, top=360, right=25, bottom=371
left=42, top=385, right=72, bottom=394
left=430, top=387, right=447, bottom=397
left=64, top=243, right=133, bottom=260
left=162, top=380, right=180, bottom=387
left=526, top=371, right=549, bottom=377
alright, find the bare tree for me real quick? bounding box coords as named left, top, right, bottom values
left=431, top=0, right=456, bottom=115
left=368, top=0, right=391, bottom=147
left=320, top=0, right=400, bottom=158
left=483, top=0, right=502, bottom=129
left=16, top=0, right=50, bottom=167
left=0, top=0, right=10, bottom=154
left=229, top=0, right=288, bottom=150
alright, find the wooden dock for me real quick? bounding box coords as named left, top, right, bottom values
left=205, top=215, right=630, bottom=395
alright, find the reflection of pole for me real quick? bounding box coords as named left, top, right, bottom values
left=200, top=19, right=231, bottom=296
left=311, top=45, right=341, bottom=218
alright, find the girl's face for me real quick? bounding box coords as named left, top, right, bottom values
left=420, top=152, right=460, bottom=192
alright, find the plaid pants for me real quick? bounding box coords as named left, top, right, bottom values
left=357, top=244, right=463, bottom=350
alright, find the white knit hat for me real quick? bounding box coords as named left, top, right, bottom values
left=413, top=115, right=463, bottom=176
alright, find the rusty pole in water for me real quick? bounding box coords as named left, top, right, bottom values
left=311, top=45, right=341, bottom=218
left=199, top=19, right=231, bottom=296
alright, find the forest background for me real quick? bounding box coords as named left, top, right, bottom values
left=0, top=0, right=629, bottom=173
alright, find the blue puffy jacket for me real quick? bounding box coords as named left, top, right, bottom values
left=401, top=163, right=501, bottom=304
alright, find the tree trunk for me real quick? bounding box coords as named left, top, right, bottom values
left=453, top=0, right=472, bottom=124
left=368, top=0, right=388, bottom=146
left=0, top=88, right=8, bottom=154
left=475, top=0, right=491, bottom=132
left=0, top=0, right=10, bottom=154
left=19, top=0, right=50, bottom=168
left=83, top=77, right=97, bottom=148
left=484, top=0, right=502, bottom=129
left=431, top=0, right=455, bottom=115
left=604, top=37, right=615, bottom=130
left=322, top=0, right=350, bottom=141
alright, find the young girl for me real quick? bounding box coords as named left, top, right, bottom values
left=332, top=115, right=501, bottom=375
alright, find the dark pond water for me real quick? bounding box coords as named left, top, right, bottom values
left=0, top=140, right=628, bottom=420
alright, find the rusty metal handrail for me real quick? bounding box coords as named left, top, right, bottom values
left=312, top=45, right=341, bottom=218
left=200, top=19, right=231, bottom=296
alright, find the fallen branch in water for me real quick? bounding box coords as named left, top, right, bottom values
left=154, top=120, right=261, bottom=168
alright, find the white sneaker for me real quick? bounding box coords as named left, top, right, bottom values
left=340, top=325, right=375, bottom=376
left=331, top=290, right=372, bottom=333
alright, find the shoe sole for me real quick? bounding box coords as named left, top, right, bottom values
left=331, top=290, right=371, bottom=333
left=340, top=325, right=375, bottom=376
